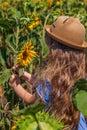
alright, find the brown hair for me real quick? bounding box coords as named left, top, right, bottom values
left=41, top=33, right=86, bottom=129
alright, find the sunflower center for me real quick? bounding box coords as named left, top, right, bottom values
left=23, top=50, right=29, bottom=60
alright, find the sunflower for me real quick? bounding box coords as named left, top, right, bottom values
left=28, top=16, right=40, bottom=30
left=47, top=0, right=54, bottom=8
left=17, top=41, right=37, bottom=66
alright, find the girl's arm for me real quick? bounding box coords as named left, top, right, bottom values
left=9, top=74, right=37, bottom=104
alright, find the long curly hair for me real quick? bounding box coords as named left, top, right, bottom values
left=41, top=33, right=86, bottom=130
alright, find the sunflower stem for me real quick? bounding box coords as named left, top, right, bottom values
left=15, top=19, right=19, bottom=50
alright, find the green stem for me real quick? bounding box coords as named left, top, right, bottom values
left=42, top=14, right=50, bottom=41
left=33, top=114, right=41, bottom=130
left=7, top=42, right=17, bottom=53
left=15, top=19, right=19, bottom=50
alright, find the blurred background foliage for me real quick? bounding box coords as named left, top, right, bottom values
left=0, top=0, right=87, bottom=72
left=0, top=0, right=87, bottom=129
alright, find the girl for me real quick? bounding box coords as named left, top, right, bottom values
left=9, top=16, right=87, bottom=130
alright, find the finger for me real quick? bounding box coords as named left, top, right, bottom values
left=22, top=71, right=32, bottom=79
left=12, top=65, right=19, bottom=73
left=9, top=74, right=18, bottom=83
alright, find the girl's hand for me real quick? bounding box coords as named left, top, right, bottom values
left=9, top=74, right=20, bottom=88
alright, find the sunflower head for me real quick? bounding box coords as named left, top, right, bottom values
left=17, top=41, right=37, bottom=67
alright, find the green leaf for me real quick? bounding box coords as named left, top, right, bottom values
left=26, top=122, right=38, bottom=130
left=0, top=50, right=5, bottom=67
left=12, top=103, right=45, bottom=116
left=76, top=90, right=87, bottom=115
left=72, top=78, right=87, bottom=116
left=5, top=34, right=16, bottom=53
left=39, top=36, right=49, bottom=58
left=13, top=111, right=64, bottom=130
left=13, top=11, right=21, bottom=19
left=0, top=119, right=3, bottom=127
left=0, top=69, right=12, bottom=85
left=0, top=19, right=15, bottom=31
left=10, top=8, right=21, bottom=19
left=39, top=122, right=53, bottom=130
left=19, top=68, right=24, bottom=77
left=26, top=122, right=53, bottom=130
left=0, top=47, right=7, bottom=66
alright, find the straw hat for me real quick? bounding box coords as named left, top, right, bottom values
left=45, top=16, right=87, bottom=49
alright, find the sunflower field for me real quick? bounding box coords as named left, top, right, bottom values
left=0, top=0, right=87, bottom=130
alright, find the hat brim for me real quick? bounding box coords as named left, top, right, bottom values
left=45, top=25, right=87, bottom=50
